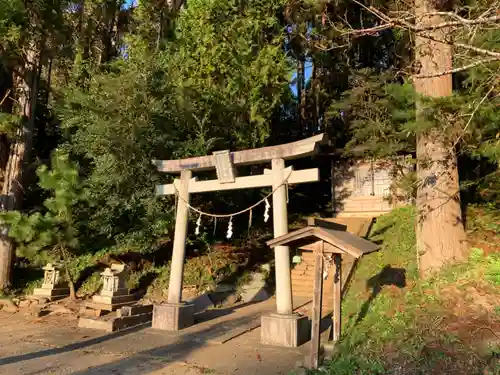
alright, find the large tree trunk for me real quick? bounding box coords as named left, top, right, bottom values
left=0, top=48, right=40, bottom=290
left=299, top=58, right=307, bottom=135
left=297, top=58, right=305, bottom=136
left=60, top=246, right=76, bottom=300
left=73, top=0, right=93, bottom=86
left=0, top=66, right=13, bottom=185
left=413, top=0, right=468, bottom=277
left=312, top=61, right=320, bottom=131
left=99, top=0, right=120, bottom=65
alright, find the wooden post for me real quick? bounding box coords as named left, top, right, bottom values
left=332, top=254, right=342, bottom=341
left=272, top=158, right=293, bottom=315
left=167, top=170, right=191, bottom=304
left=310, top=240, right=324, bottom=369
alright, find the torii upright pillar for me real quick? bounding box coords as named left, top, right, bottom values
left=259, top=158, right=310, bottom=348
left=151, top=134, right=327, bottom=333
left=167, top=170, right=191, bottom=304
left=272, top=158, right=293, bottom=315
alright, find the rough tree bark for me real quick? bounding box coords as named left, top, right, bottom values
left=312, top=61, right=321, bottom=131
left=99, top=0, right=120, bottom=65
left=299, top=58, right=307, bottom=135
left=413, top=0, right=468, bottom=277
left=60, top=246, right=77, bottom=300
left=0, top=47, right=40, bottom=290
left=0, top=68, right=13, bottom=185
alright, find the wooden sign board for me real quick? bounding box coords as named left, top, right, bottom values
left=213, top=150, right=235, bottom=183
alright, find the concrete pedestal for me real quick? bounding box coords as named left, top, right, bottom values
left=89, top=287, right=136, bottom=311
left=261, top=313, right=309, bottom=347
left=152, top=303, right=195, bottom=331
left=92, top=294, right=135, bottom=305
left=32, top=286, right=70, bottom=301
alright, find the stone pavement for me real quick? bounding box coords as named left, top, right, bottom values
left=0, top=309, right=307, bottom=375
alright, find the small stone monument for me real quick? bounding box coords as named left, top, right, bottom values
left=32, top=263, right=70, bottom=301
left=90, top=264, right=135, bottom=310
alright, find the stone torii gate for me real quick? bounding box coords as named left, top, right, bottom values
left=151, top=134, right=327, bottom=334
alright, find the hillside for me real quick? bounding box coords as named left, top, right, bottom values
left=310, top=206, right=500, bottom=375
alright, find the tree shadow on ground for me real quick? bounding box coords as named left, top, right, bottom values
left=0, top=324, right=149, bottom=366
left=193, top=301, right=268, bottom=323
left=0, top=311, right=298, bottom=375
left=67, top=314, right=293, bottom=375
left=355, top=265, right=407, bottom=325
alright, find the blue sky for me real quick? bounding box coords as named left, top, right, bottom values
left=290, top=60, right=313, bottom=96
left=124, top=0, right=136, bottom=9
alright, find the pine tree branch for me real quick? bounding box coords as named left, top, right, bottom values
left=383, top=12, right=500, bottom=32
left=347, top=23, right=393, bottom=36
left=0, top=90, right=11, bottom=107
left=344, top=1, right=500, bottom=77
left=413, top=57, right=500, bottom=78
left=454, top=43, right=500, bottom=58
left=413, top=33, right=500, bottom=58
left=349, top=1, right=500, bottom=34
left=412, top=14, right=500, bottom=31
left=452, top=85, right=496, bottom=147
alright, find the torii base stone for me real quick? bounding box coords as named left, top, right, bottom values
left=152, top=303, right=195, bottom=331
left=261, top=313, right=309, bottom=348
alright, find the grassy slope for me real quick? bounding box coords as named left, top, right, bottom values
left=8, top=228, right=273, bottom=301
left=314, top=206, right=500, bottom=375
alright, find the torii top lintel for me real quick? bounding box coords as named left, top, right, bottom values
left=153, top=133, right=327, bottom=174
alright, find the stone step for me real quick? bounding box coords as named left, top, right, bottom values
left=92, top=294, right=135, bottom=305
left=117, top=304, right=153, bottom=317
left=78, top=312, right=152, bottom=332
left=339, top=195, right=387, bottom=201
left=85, top=299, right=136, bottom=312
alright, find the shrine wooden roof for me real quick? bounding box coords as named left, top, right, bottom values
left=266, top=224, right=380, bottom=259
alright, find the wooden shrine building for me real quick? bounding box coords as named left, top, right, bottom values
left=266, top=218, right=380, bottom=369
left=290, top=217, right=374, bottom=310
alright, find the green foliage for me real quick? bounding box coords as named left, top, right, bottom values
left=466, top=203, right=500, bottom=235
left=475, top=249, right=500, bottom=286
left=59, top=56, right=175, bottom=254
left=335, top=207, right=418, bottom=358
left=147, top=244, right=243, bottom=296
left=368, top=205, right=418, bottom=278
left=329, top=70, right=417, bottom=157
left=333, top=65, right=500, bottom=167
left=0, top=0, right=24, bottom=61
left=0, top=0, right=70, bottom=68
left=0, top=112, right=21, bottom=136
left=56, top=0, right=291, bottom=258
left=0, top=150, right=83, bottom=264
left=164, top=0, right=290, bottom=150
left=320, top=356, right=385, bottom=375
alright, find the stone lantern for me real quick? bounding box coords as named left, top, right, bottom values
left=32, top=263, right=70, bottom=301
left=91, top=264, right=135, bottom=310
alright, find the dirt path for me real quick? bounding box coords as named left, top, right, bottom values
left=0, top=309, right=307, bottom=375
